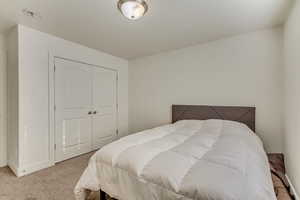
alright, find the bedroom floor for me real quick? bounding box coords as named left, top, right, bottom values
left=0, top=152, right=100, bottom=200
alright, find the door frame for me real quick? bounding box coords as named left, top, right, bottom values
left=48, top=52, right=119, bottom=164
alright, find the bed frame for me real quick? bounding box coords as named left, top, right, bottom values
left=172, top=105, right=255, bottom=132
left=99, top=104, right=256, bottom=199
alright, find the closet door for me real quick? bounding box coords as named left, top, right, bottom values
left=54, top=58, right=93, bottom=162
left=92, top=67, right=117, bottom=150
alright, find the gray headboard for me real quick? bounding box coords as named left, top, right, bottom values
left=172, top=105, right=256, bottom=132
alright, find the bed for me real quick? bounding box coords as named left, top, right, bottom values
left=74, top=105, right=277, bottom=200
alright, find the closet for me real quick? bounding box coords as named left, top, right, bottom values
left=54, top=58, right=117, bottom=162
left=6, top=25, right=128, bottom=177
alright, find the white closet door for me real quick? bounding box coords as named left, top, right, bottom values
left=92, top=67, right=117, bottom=150
left=54, top=58, right=93, bottom=162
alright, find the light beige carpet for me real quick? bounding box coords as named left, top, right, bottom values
left=0, top=152, right=101, bottom=200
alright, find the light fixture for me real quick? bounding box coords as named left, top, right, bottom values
left=117, top=0, right=148, bottom=20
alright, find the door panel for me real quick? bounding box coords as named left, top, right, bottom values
left=55, top=58, right=93, bottom=162
left=63, top=117, right=91, bottom=146
left=92, top=67, right=117, bottom=150
left=93, top=115, right=115, bottom=138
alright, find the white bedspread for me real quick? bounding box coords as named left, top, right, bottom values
left=74, top=120, right=276, bottom=200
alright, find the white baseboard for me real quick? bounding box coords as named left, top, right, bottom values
left=286, top=175, right=299, bottom=200
left=8, top=160, right=54, bottom=177
left=0, top=154, right=7, bottom=167
left=8, top=162, right=18, bottom=176
left=0, top=162, right=7, bottom=167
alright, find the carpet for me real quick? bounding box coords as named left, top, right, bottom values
left=0, top=152, right=99, bottom=200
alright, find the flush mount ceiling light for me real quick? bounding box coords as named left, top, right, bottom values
left=117, top=0, right=148, bottom=20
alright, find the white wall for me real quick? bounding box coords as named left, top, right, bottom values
left=5, top=25, right=128, bottom=175
left=129, top=28, right=283, bottom=153
left=284, top=0, right=300, bottom=196
left=0, top=34, right=7, bottom=167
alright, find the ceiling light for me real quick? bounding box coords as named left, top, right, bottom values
left=117, top=0, right=148, bottom=20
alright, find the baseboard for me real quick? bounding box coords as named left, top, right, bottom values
left=286, top=175, right=300, bottom=200
left=8, top=162, right=19, bottom=176
left=0, top=160, right=7, bottom=167
left=0, top=139, right=7, bottom=168
left=9, top=160, right=54, bottom=177
left=18, top=161, right=54, bottom=177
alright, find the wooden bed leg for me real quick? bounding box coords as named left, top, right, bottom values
left=100, top=189, right=106, bottom=200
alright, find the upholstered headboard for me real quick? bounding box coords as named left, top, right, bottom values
left=172, top=105, right=256, bottom=132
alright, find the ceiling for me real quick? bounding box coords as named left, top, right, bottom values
left=0, top=0, right=293, bottom=59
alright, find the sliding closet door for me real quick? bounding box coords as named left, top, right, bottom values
left=92, top=67, right=117, bottom=150
left=54, top=58, right=93, bottom=162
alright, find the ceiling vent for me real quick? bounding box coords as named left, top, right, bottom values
left=22, top=9, right=42, bottom=19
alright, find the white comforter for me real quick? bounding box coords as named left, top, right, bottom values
left=74, top=120, right=276, bottom=200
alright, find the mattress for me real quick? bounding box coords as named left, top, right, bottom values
left=74, top=119, right=276, bottom=200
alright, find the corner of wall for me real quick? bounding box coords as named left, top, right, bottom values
left=0, top=33, right=7, bottom=167
left=283, top=0, right=300, bottom=196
